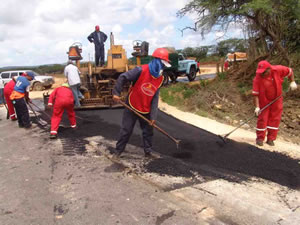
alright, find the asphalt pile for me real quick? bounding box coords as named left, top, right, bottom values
left=38, top=108, right=300, bottom=189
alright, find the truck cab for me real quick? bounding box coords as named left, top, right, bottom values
left=163, top=52, right=199, bottom=84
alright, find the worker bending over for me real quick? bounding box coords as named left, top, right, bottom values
left=112, top=48, right=171, bottom=157
left=10, top=72, right=35, bottom=128
left=48, top=83, right=76, bottom=139
left=252, top=60, right=297, bottom=146
left=4, top=77, right=17, bottom=120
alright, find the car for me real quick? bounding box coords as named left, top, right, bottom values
left=0, top=70, right=55, bottom=91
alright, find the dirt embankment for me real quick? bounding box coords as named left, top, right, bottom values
left=163, top=65, right=300, bottom=145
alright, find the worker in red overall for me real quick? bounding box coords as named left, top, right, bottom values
left=224, top=60, right=229, bottom=71
left=112, top=48, right=171, bottom=157
left=48, top=83, right=76, bottom=139
left=4, top=78, right=17, bottom=120
left=252, top=60, right=297, bottom=146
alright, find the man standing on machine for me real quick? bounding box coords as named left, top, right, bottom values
left=87, top=25, right=107, bottom=67
left=252, top=60, right=297, bottom=146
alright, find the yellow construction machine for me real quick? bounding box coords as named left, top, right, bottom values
left=49, top=33, right=149, bottom=109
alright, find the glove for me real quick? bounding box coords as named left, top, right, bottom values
left=113, top=95, right=120, bottom=103
left=26, top=98, right=32, bottom=103
left=254, top=107, right=260, bottom=116
left=149, top=120, right=155, bottom=126
left=290, top=81, right=297, bottom=91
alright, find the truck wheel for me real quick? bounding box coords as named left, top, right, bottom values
left=188, top=67, right=196, bottom=81
left=169, top=72, right=177, bottom=83
left=33, top=82, right=43, bottom=91
left=162, top=72, right=169, bottom=86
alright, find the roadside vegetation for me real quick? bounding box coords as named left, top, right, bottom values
left=160, top=0, right=300, bottom=144
left=0, top=64, right=65, bottom=75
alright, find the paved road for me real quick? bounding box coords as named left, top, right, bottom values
left=1, top=101, right=300, bottom=225
left=169, top=73, right=216, bottom=84
left=0, top=108, right=208, bottom=225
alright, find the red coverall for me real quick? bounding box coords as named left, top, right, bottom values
left=224, top=61, right=229, bottom=71
left=252, top=65, right=292, bottom=141
left=48, top=86, right=76, bottom=135
left=3, top=79, right=17, bottom=120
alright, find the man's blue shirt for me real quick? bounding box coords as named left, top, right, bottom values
left=14, top=76, right=30, bottom=93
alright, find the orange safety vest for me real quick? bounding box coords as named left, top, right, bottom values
left=129, top=64, right=163, bottom=114
left=10, top=90, right=25, bottom=100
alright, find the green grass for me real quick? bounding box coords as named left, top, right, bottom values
left=217, top=72, right=227, bottom=81
left=160, top=83, right=198, bottom=107
left=237, top=82, right=252, bottom=96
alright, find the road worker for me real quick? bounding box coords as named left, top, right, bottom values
left=224, top=60, right=229, bottom=71
left=10, top=71, right=35, bottom=128
left=64, top=60, right=83, bottom=107
left=4, top=77, right=17, bottom=120
left=252, top=60, right=297, bottom=146
left=87, top=25, right=107, bottom=67
left=48, top=83, right=76, bottom=139
left=0, top=79, right=4, bottom=107
left=112, top=48, right=171, bottom=157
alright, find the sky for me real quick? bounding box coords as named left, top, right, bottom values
left=0, top=0, right=244, bottom=67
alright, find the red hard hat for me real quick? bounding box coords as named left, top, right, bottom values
left=152, top=48, right=170, bottom=62
left=256, top=60, right=271, bottom=74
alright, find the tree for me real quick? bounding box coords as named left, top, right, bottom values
left=178, top=46, right=210, bottom=61
left=178, top=0, right=300, bottom=66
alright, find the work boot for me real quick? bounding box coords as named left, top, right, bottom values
left=144, top=151, right=153, bottom=158
left=24, top=124, right=33, bottom=129
left=256, top=139, right=263, bottom=146
left=50, top=134, right=57, bottom=139
left=112, top=151, right=122, bottom=160
left=266, top=140, right=275, bottom=146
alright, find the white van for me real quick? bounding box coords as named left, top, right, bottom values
left=0, top=70, right=55, bottom=91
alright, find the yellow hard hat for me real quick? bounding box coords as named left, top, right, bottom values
left=61, top=83, right=69, bottom=88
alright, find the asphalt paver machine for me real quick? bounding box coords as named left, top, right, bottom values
left=44, top=33, right=149, bottom=109
left=71, top=33, right=149, bottom=109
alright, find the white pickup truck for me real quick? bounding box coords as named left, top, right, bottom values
left=0, top=70, right=55, bottom=91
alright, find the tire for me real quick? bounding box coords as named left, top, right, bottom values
left=169, top=72, right=177, bottom=83
left=188, top=66, right=196, bottom=81
left=33, top=82, right=43, bottom=91
left=162, top=72, right=169, bottom=86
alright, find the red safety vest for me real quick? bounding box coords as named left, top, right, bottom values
left=129, top=65, right=163, bottom=114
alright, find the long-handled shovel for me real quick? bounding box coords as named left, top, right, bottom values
left=218, top=94, right=282, bottom=143
left=3, top=103, right=9, bottom=120
left=27, top=102, right=48, bottom=126
left=1, top=95, right=9, bottom=119
left=119, top=100, right=181, bottom=149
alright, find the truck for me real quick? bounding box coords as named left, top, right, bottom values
left=226, top=52, right=247, bottom=62
left=0, top=70, right=55, bottom=91
left=162, top=52, right=199, bottom=85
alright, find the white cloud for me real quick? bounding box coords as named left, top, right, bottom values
left=0, top=0, right=243, bottom=67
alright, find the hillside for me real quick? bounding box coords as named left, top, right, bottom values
left=160, top=67, right=300, bottom=145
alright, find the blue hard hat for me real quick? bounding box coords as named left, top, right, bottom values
left=25, top=71, right=35, bottom=80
